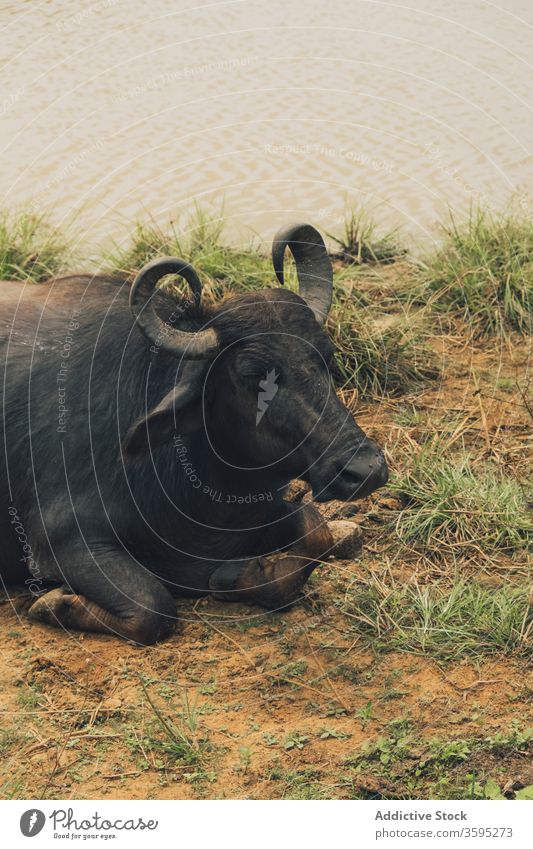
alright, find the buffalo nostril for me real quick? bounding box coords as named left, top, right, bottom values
left=375, top=459, right=389, bottom=485
left=366, top=454, right=388, bottom=485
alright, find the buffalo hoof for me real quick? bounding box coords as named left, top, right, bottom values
left=210, top=553, right=320, bottom=610
left=27, top=586, right=77, bottom=628
left=27, top=584, right=175, bottom=644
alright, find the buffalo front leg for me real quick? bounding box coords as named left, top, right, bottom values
left=208, top=503, right=332, bottom=609
left=27, top=551, right=176, bottom=645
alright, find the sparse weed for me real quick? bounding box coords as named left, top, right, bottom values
left=273, top=660, right=308, bottom=678
left=484, top=725, right=532, bottom=756
left=268, top=767, right=328, bottom=800
left=0, top=727, right=20, bottom=754
left=282, top=731, right=310, bottom=751
left=356, top=701, right=375, bottom=728
left=317, top=727, right=351, bottom=740
left=138, top=678, right=212, bottom=770
left=347, top=721, right=414, bottom=768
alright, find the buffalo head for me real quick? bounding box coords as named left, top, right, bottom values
left=125, top=223, right=388, bottom=502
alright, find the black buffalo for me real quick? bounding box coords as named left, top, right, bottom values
left=0, top=223, right=387, bottom=644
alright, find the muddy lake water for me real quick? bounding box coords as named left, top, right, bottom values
left=0, top=0, right=531, bottom=252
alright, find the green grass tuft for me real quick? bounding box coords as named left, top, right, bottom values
left=389, top=443, right=533, bottom=554
left=137, top=678, right=213, bottom=773
left=328, top=206, right=406, bottom=265
left=0, top=211, right=72, bottom=282
left=408, top=207, right=533, bottom=335
left=342, top=575, right=532, bottom=659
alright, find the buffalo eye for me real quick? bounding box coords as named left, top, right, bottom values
left=233, top=352, right=280, bottom=383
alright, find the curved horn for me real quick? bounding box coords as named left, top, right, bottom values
left=129, top=256, right=218, bottom=359
left=272, top=223, right=333, bottom=323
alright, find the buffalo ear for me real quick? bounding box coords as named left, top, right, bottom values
left=123, top=362, right=207, bottom=455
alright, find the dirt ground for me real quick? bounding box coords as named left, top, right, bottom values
left=0, top=319, right=531, bottom=801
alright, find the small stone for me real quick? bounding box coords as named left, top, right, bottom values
left=327, top=520, right=363, bottom=559
left=376, top=495, right=402, bottom=510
